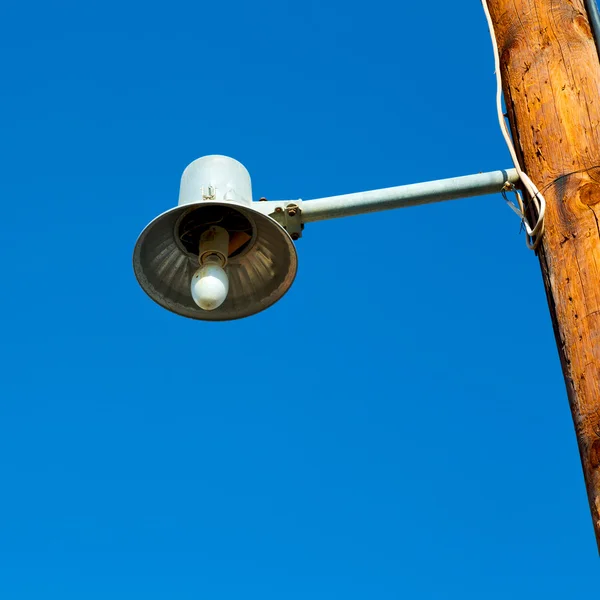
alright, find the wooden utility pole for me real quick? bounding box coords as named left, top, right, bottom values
left=485, top=0, right=600, bottom=547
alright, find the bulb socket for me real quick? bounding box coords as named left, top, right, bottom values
left=199, top=226, right=229, bottom=267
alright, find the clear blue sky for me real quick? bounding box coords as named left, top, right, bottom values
left=1, top=0, right=598, bottom=597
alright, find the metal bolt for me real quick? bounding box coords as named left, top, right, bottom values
left=259, top=197, right=267, bottom=202
left=291, top=232, right=300, bottom=241
left=275, top=207, right=283, bottom=213
left=287, top=208, right=297, bottom=216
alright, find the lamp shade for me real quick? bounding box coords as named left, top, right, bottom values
left=133, top=156, right=298, bottom=321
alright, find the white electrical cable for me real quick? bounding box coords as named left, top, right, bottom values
left=481, top=0, right=546, bottom=250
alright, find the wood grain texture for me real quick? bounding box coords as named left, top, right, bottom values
left=486, top=0, right=600, bottom=548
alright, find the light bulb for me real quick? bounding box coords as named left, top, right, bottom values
left=191, top=259, right=229, bottom=310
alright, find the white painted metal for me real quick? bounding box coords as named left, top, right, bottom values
left=299, top=169, right=520, bottom=222
left=179, top=155, right=253, bottom=207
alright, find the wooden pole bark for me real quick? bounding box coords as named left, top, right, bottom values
left=485, top=0, right=600, bottom=548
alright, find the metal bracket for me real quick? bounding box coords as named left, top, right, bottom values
left=255, top=200, right=304, bottom=240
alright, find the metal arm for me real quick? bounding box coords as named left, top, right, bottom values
left=301, top=168, right=518, bottom=222
left=256, top=168, right=519, bottom=229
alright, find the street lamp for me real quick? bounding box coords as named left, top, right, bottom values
left=133, top=156, right=297, bottom=321
left=133, top=154, right=519, bottom=321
